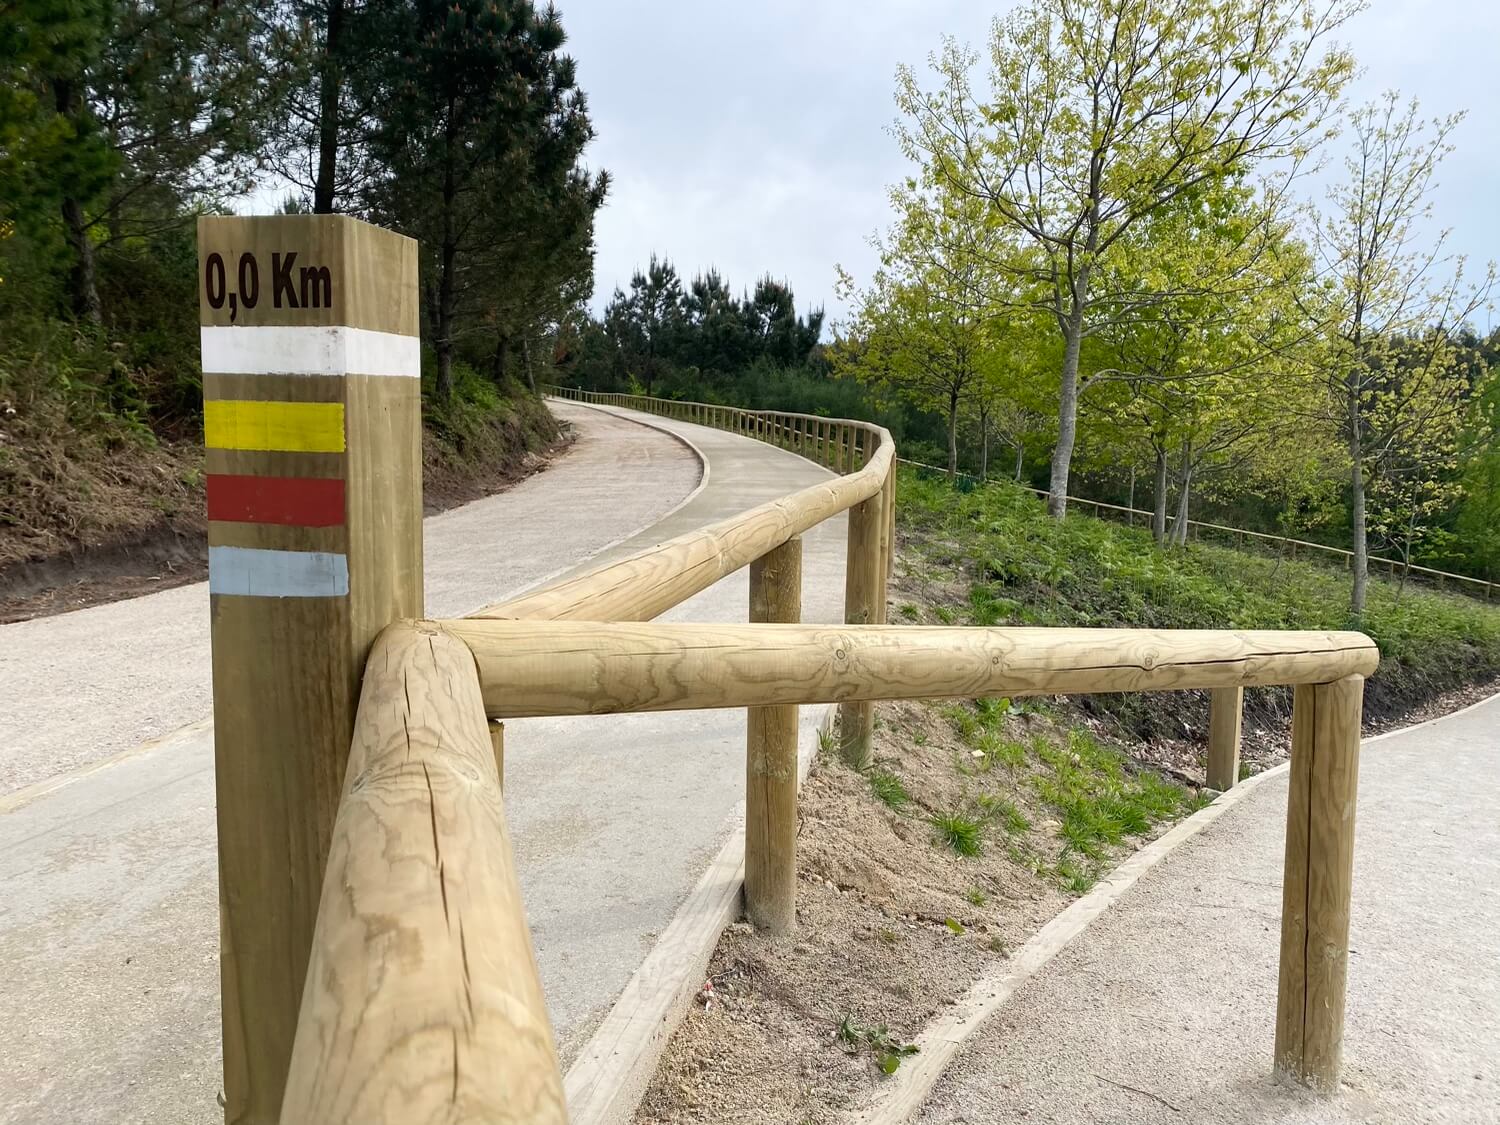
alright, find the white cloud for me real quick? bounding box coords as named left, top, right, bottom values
left=565, top=0, right=1499, bottom=325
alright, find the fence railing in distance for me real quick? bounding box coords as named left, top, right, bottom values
left=898, top=455, right=1495, bottom=601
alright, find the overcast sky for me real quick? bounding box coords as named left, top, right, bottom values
left=563, top=0, right=1500, bottom=326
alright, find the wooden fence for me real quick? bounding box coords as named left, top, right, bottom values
left=898, top=455, right=1495, bottom=601
left=199, top=217, right=1376, bottom=1125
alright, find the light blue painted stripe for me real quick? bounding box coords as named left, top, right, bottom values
left=208, top=545, right=349, bottom=598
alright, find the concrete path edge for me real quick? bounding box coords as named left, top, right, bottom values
left=845, top=688, right=1500, bottom=1125
left=563, top=705, right=837, bottom=1125
left=513, top=399, right=712, bottom=604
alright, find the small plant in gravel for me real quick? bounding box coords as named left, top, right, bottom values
left=965, top=886, right=989, bottom=907
left=1051, top=855, right=1097, bottom=894
left=868, top=769, right=910, bottom=810
left=974, top=697, right=1012, bottom=725
left=898, top=602, right=921, bottom=621
left=930, top=810, right=984, bottom=857
left=836, top=1015, right=919, bottom=1075
left=975, top=730, right=1027, bottom=770
left=818, top=728, right=836, bottom=755
left=940, top=702, right=982, bottom=742
left=977, top=794, right=1031, bottom=835
left=943, top=916, right=966, bottom=934
left=1030, top=728, right=1193, bottom=861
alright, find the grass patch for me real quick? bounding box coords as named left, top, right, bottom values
left=897, top=469, right=1500, bottom=731
left=1029, top=727, right=1190, bottom=876
left=868, top=769, right=910, bottom=810
left=976, top=793, right=1031, bottom=834
left=929, top=811, right=985, bottom=857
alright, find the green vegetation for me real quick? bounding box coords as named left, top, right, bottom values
left=867, top=769, right=910, bottom=810
left=1032, top=729, right=1190, bottom=867
left=901, top=470, right=1500, bottom=727
left=929, top=811, right=985, bottom=858
left=835, top=1015, right=919, bottom=1076
left=1, top=1, right=597, bottom=571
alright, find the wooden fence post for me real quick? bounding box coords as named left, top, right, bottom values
left=882, top=444, right=896, bottom=596
left=1206, top=686, right=1243, bottom=791
left=199, top=214, right=422, bottom=1124
left=1275, top=675, right=1363, bottom=1091
left=746, top=537, right=803, bottom=934
left=839, top=443, right=885, bottom=769
left=490, top=720, right=506, bottom=790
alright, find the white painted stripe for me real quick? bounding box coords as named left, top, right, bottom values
left=201, top=325, right=421, bottom=378
left=208, top=546, right=350, bottom=597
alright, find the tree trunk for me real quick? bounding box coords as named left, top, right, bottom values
left=1048, top=314, right=1084, bottom=517
left=1152, top=447, right=1168, bottom=545
left=491, top=334, right=509, bottom=385
left=1349, top=398, right=1368, bottom=621
left=52, top=78, right=102, bottom=325
left=434, top=105, right=458, bottom=403
left=946, top=388, right=959, bottom=481
left=61, top=195, right=102, bottom=325
left=521, top=338, right=536, bottom=394
left=1014, top=441, right=1024, bottom=482
left=977, top=402, right=989, bottom=482
left=313, top=0, right=346, bottom=213
left=1127, top=465, right=1136, bottom=526
left=1171, top=468, right=1193, bottom=547
left=1169, top=443, right=1194, bottom=547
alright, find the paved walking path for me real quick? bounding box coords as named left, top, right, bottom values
left=0, top=402, right=845, bottom=1124
left=915, top=693, right=1500, bottom=1125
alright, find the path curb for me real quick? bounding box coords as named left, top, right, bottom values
left=845, top=688, right=1500, bottom=1124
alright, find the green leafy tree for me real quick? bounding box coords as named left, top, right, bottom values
left=1305, top=93, right=1495, bottom=619
left=363, top=0, right=599, bottom=402
left=894, top=0, right=1356, bottom=517
left=3, top=0, right=288, bottom=323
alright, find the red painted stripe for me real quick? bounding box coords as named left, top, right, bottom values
left=206, top=474, right=346, bottom=527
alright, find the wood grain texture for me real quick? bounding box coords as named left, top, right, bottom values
left=281, top=623, right=564, bottom=1124
left=442, top=622, right=1380, bottom=719
left=838, top=439, right=885, bottom=769
left=198, top=214, right=418, bottom=334
left=746, top=538, right=802, bottom=935
left=1206, top=686, right=1244, bottom=791
left=489, top=721, right=505, bottom=791
left=1302, top=675, right=1363, bottom=1088
left=1275, top=676, right=1363, bottom=1090
left=203, top=215, right=423, bottom=1125
left=475, top=424, right=892, bottom=623
left=1275, top=684, right=1316, bottom=1082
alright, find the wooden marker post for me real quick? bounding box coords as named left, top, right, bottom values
left=1275, top=675, right=1363, bottom=1090
left=1206, top=686, right=1243, bottom=791
left=746, top=537, right=803, bottom=934
left=199, top=214, right=421, bottom=1125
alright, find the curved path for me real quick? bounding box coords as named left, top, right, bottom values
left=905, top=693, right=1500, bottom=1125
left=0, top=402, right=845, bottom=1124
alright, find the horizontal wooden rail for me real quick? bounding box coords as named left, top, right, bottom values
left=477, top=391, right=894, bottom=623
left=898, top=455, right=1496, bottom=600
left=281, top=623, right=564, bottom=1123
left=437, top=619, right=1379, bottom=719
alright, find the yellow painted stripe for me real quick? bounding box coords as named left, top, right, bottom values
left=204, top=400, right=345, bottom=453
